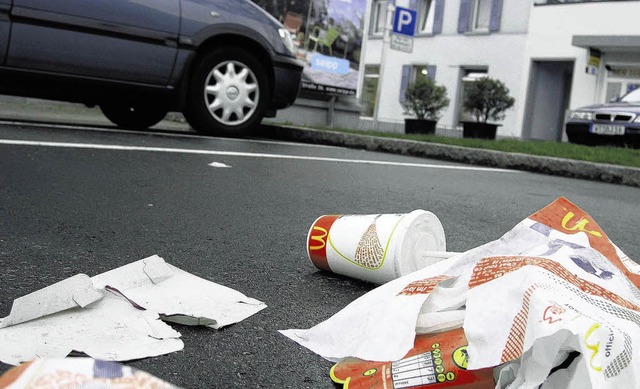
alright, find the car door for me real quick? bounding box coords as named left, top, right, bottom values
left=0, top=0, right=10, bottom=64
left=6, top=0, right=180, bottom=85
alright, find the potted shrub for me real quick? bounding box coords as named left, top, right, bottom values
left=461, top=76, right=515, bottom=139
left=402, top=77, right=450, bottom=135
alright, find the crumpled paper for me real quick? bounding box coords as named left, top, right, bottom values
left=281, top=197, right=640, bottom=388
left=0, top=255, right=267, bottom=365
left=91, top=255, right=267, bottom=329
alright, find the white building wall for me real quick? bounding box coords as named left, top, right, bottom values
left=373, top=34, right=529, bottom=135
left=357, top=0, right=640, bottom=139
left=518, top=1, right=640, bottom=140
left=525, top=1, right=640, bottom=107
left=499, top=1, right=531, bottom=33
left=360, top=0, right=531, bottom=137
left=275, top=1, right=640, bottom=139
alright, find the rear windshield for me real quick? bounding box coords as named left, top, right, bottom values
left=621, top=87, right=640, bottom=102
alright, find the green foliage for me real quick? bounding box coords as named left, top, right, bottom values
left=402, top=78, right=450, bottom=120
left=463, top=77, right=515, bottom=123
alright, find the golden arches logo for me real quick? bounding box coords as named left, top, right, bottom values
left=561, top=212, right=603, bottom=237
left=309, top=226, right=328, bottom=251
left=584, top=323, right=603, bottom=372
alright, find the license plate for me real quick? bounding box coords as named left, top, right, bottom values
left=592, top=124, right=625, bottom=135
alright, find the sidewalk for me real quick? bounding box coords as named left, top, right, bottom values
left=1, top=96, right=639, bottom=188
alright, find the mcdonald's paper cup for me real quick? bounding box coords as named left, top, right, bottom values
left=306, top=210, right=447, bottom=284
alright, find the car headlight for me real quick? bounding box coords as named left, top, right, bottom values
left=278, top=28, right=296, bottom=56
left=570, top=110, right=594, bottom=121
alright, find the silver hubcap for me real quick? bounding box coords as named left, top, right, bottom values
left=204, top=60, right=259, bottom=126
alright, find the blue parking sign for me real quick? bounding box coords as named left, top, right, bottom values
left=392, top=6, right=417, bottom=37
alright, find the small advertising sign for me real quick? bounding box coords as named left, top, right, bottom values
left=252, top=0, right=366, bottom=97
left=586, top=48, right=601, bottom=75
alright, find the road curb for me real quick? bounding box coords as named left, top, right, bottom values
left=260, top=124, right=640, bottom=188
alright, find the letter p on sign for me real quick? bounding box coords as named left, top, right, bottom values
left=393, top=6, right=417, bottom=37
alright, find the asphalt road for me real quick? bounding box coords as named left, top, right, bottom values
left=1, top=122, right=639, bottom=388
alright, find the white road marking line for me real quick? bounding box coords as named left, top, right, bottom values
left=0, top=139, right=519, bottom=173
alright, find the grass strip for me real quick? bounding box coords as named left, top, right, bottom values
left=319, top=128, right=640, bottom=169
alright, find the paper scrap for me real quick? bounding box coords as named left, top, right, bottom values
left=0, top=274, right=102, bottom=329
left=0, top=290, right=183, bottom=365
left=208, top=162, right=231, bottom=168
left=0, top=255, right=267, bottom=365
left=91, top=255, right=267, bottom=329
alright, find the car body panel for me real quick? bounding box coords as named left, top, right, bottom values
left=573, top=102, right=640, bottom=113
left=176, top=0, right=303, bottom=103
left=7, top=0, right=180, bottom=85
left=271, top=54, right=305, bottom=110
left=0, top=0, right=10, bottom=64
left=566, top=89, right=640, bottom=148
left=180, top=0, right=284, bottom=52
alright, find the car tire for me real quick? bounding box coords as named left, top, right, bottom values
left=184, top=47, right=269, bottom=137
left=100, top=102, right=167, bottom=130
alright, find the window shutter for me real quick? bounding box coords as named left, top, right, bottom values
left=427, top=65, right=437, bottom=82
left=433, top=0, right=444, bottom=35
left=399, top=65, right=411, bottom=104
left=458, top=0, right=472, bottom=33
left=489, top=0, right=503, bottom=32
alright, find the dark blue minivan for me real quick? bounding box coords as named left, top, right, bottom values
left=0, top=0, right=303, bottom=136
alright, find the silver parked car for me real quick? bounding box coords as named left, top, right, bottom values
left=566, top=87, right=640, bottom=148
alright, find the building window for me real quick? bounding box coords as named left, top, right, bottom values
left=419, top=0, right=436, bottom=33
left=399, top=65, right=437, bottom=103
left=362, top=65, right=380, bottom=117
left=604, top=65, right=640, bottom=102
left=413, top=65, right=432, bottom=83
left=534, top=0, right=624, bottom=5
left=471, top=0, right=491, bottom=31
left=457, top=68, right=488, bottom=125
left=458, top=0, right=502, bottom=33
left=370, top=0, right=389, bottom=36
left=605, top=82, right=622, bottom=103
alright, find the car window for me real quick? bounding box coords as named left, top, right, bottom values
left=621, top=88, right=640, bottom=103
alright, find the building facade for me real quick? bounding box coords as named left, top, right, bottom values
left=355, top=0, right=640, bottom=141
left=272, top=0, right=640, bottom=141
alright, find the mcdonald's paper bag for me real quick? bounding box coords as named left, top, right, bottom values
left=280, top=197, right=640, bottom=388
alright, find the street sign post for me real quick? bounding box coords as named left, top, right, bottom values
left=374, top=4, right=417, bottom=129
left=392, top=6, right=417, bottom=36
left=391, top=6, right=416, bottom=53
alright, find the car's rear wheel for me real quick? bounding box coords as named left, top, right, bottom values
left=100, top=102, right=167, bottom=130
left=184, top=47, right=269, bottom=137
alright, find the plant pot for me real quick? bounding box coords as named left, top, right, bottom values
left=461, top=121, right=499, bottom=139
left=404, top=119, right=437, bottom=135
